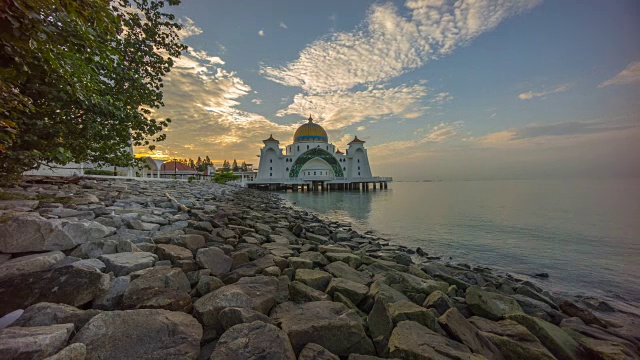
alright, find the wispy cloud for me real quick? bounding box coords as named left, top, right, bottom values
left=258, top=29, right=265, bottom=37
left=279, top=22, right=288, bottom=29
left=251, top=98, right=263, bottom=105
left=368, top=121, right=461, bottom=158
left=517, top=83, right=573, bottom=100
left=261, top=0, right=541, bottom=131
left=598, top=61, right=640, bottom=88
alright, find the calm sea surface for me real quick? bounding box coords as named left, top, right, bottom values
left=278, top=179, right=640, bottom=304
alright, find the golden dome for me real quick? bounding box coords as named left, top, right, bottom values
left=293, top=116, right=328, bottom=143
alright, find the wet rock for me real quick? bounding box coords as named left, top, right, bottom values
left=0, top=324, right=74, bottom=360
left=387, top=320, right=477, bottom=359
left=468, top=316, right=556, bottom=360
left=325, top=261, right=371, bottom=285
left=326, top=278, right=369, bottom=305
left=271, top=301, right=375, bottom=356
left=295, top=269, right=333, bottom=291
left=515, top=286, right=557, bottom=309
left=13, top=302, right=101, bottom=331
left=438, top=308, right=504, bottom=360
left=466, top=285, right=523, bottom=320
left=289, top=281, right=331, bottom=302
left=0, top=265, right=106, bottom=316
left=43, top=343, right=86, bottom=360
left=0, top=213, right=115, bottom=253
left=193, top=276, right=278, bottom=332
left=72, top=309, right=202, bottom=360
left=559, top=317, right=638, bottom=357
left=196, top=247, right=233, bottom=276
left=424, top=290, right=455, bottom=315
left=211, top=321, right=295, bottom=360
left=299, top=343, right=340, bottom=360
left=565, top=327, right=639, bottom=360
left=99, top=252, right=157, bottom=276
left=512, top=294, right=552, bottom=321
left=218, top=307, right=276, bottom=330
left=0, top=251, right=65, bottom=281
left=507, top=313, right=581, bottom=360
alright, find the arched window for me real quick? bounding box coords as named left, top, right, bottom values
left=270, top=173, right=272, bottom=177
left=358, top=172, right=360, bottom=176
left=270, top=167, right=272, bottom=170
left=343, top=167, right=346, bottom=171
left=357, top=159, right=360, bottom=163
left=314, top=171, right=316, bottom=175
left=270, top=159, right=272, bottom=163
left=307, top=145, right=309, bottom=150
left=286, top=167, right=289, bottom=171
left=297, top=146, right=300, bottom=151
left=358, top=166, right=360, bottom=170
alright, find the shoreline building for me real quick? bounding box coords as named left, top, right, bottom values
left=251, top=116, right=391, bottom=191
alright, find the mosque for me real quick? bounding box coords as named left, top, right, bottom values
left=251, top=116, right=391, bottom=191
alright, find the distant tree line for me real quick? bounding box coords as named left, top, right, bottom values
left=170, top=157, right=248, bottom=173
left=221, top=159, right=247, bottom=172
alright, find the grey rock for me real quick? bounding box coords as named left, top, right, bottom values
left=0, top=265, right=106, bottom=316
left=368, top=281, right=410, bottom=304
left=13, top=302, right=101, bottom=331
left=507, top=313, right=581, bottom=360
left=387, top=320, right=476, bottom=360
left=288, top=257, right=314, bottom=270
left=211, top=321, right=295, bottom=360
left=196, top=276, right=225, bottom=296
left=466, top=285, right=523, bottom=320
left=326, top=277, right=369, bottom=305
left=438, top=307, right=505, bottom=360
left=128, top=266, right=190, bottom=293
left=271, top=301, right=375, bottom=356
left=368, top=298, right=393, bottom=356
left=99, top=252, right=158, bottom=276
left=325, top=261, right=371, bottom=285
left=172, top=234, right=206, bottom=251
left=424, top=290, right=455, bottom=315
left=0, top=324, right=74, bottom=360
left=388, top=300, right=437, bottom=331
left=122, top=287, right=192, bottom=312
left=299, top=251, right=329, bottom=266
left=289, top=281, right=332, bottom=303
left=196, top=247, right=232, bottom=276
left=70, top=239, right=118, bottom=259
left=72, top=309, right=202, bottom=360
left=43, top=343, right=87, bottom=360
left=0, top=251, right=65, bottom=281
left=218, top=307, right=276, bottom=330
left=93, top=276, right=130, bottom=310
left=325, top=252, right=362, bottom=268
left=295, top=269, right=333, bottom=291
left=299, top=343, right=340, bottom=360
left=156, top=244, right=193, bottom=263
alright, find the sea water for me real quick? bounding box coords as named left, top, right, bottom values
left=278, top=179, right=640, bottom=304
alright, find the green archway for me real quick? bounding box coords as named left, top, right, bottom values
left=289, top=147, right=344, bottom=178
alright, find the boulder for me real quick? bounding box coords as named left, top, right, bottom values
left=128, top=266, right=190, bottom=293
left=299, top=343, right=340, bottom=360
left=559, top=300, right=607, bottom=328
left=0, top=324, right=74, bottom=360
left=438, top=308, right=504, bottom=360
left=367, top=298, right=393, bottom=356
left=211, top=321, right=295, bottom=360
left=93, top=276, right=130, bottom=310
left=196, top=247, right=232, bottom=276
left=218, top=307, right=276, bottom=330
left=70, top=239, right=118, bottom=259
left=565, top=328, right=639, bottom=360
left=172, top=234, right=206, bottom=251
left=0, top=213, right=115, bottom=253
left=516, top=286, right=557, bottom=309
left=507, top=313, right=581, bottom=360
left=288, top=257, right=314, bottom=270
left=43, top=343, right=87, bottom=360
left=295, top=269, right=333, bottom=291
left=388, top=300, right=437, bottom=331
left=193, top=276, right=278, bottom=332
left=325, top=252, right=362, bottom=268
left=0, top=251, right=65, bottom=281
left=325, top=261, right=371, bottom=285
left=289, top=281, right=332, bottom=303
left=99, top=252, right=158, bottom=276
left=196, top=276, right=225, bottom=296
left=0, top=265, right=106, bottom=316
left=387, top=320, right=479, bottom=359
left=12, top=302, right=101, bottom=331
left=468, top=316, right=555, bottom=360
left=559, top=317, right=637, bottom=354
left=299, top=251, right=329, bottom=266
left=368, top=281, right=410, bottom=304
left=381, top=271, right=448, bottom=296
left=466, top=285, right=523, bottom=320
left=72, top=309, right=202, bottom=360
left=271, top=301, right=375, bottom=356
left=156, top=244, right=193, bottom=263
left=326, top=278, right=369, bottom=305
left=424, top=290, right=455, bottom=315
left=122, top=287, right=192, bottom=312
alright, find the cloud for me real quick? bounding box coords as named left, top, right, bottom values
left=279, top=22, right=288, bottom=29
left=258, top=29, right=265, bottom=37
left=134, top=18, right=295, bottom=161
left=356, top=126, right=366, bottom=131
left=261, top=0, right=541, bottom=93
left=275, top=84, right=430, bottom=130
left=598, top=61, right=640, bottom=88
left=517, top=83, right=573, bottom=100
left=251, top=98, right=263, bottom=105
left=368, top=121, right=461, bottom=158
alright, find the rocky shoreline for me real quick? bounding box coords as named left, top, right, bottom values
left=0, top=176, right=638, bottom=359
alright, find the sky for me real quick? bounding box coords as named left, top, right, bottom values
left=137, top=0, right=640, bottom=180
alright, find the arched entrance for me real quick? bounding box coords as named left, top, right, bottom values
left=289, top=148, right=344, bottom=178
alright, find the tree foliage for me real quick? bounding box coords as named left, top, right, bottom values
left=0, top=0, right=186, bottom=185
left=213, top=171, right=239, bottom=184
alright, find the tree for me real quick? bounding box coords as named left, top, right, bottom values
left=188, top=158, right=195, bottom=170
left=213, top=171, right=239, bottom=184
left=232, top=159, right=238, bottom=172
left=222, top=160, right=230, bottom=171
left=0, top=0, right=187, bottom=185
left=241, top=161, right=248, bottom=172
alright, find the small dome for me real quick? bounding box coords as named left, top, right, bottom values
left=293, top=116, right=328, bottom=143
